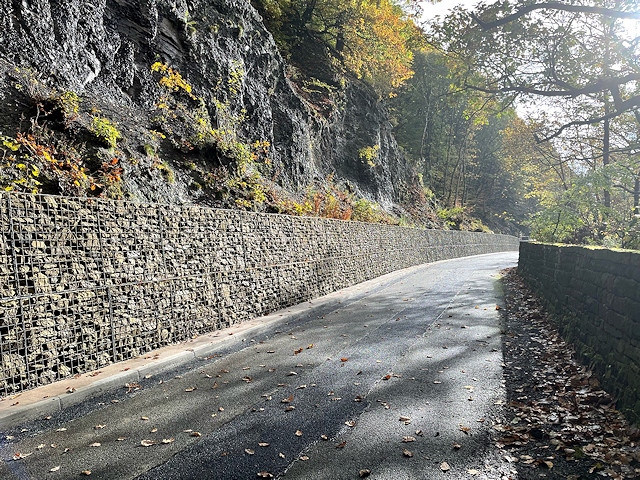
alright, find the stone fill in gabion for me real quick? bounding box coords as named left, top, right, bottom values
left=0, top=192, right=519, bottom=396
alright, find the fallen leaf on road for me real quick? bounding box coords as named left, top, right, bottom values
left=258, top=442, right=270, bottom=447
left=89, top=443, right=101, bottom=447
left=117, top=437, right=126, bottom=441
left=399, top=416, right=410, bottom=422
left=307, top=344, right=314, bottom=349
left=257, top=472, right=273, bottom=478
left=191, top=432, right=202, bottom=437
left=55, top=428, right=67, bottom=432
left=403, top=449, right=414, bottom=458
left=440, top=462, right=451, bottom=472
left=94, top=424, right=106, bottom=430
left=140, top=416, right=149, bottom=421
left=320, top=435, right=328, bottom=440
left=402, top=436, right=416, bottom=443
left=81, top=470, right=91, bottom=476
left=245, top=448, right=255, bottom=455
left=452, top=443, right=461, bottom=450
left=279, top=453, right=285, bottom=458
left=285, top=406, right=296, bottom=411
left=150, top=428, right=158, bottom=433
left=295, top=430, right=303, bottom=437
left=296, top=384, right=307, bottom=390
left=466, top=469, right=480, bottom=475
left=162, top=438, right=175, bottom=444
left=12, top=452, right=33, bottom=460
left=50, top=466, right=61, bottom=472
left=287, top=371, right=297, bottom=376
left=336, top=441, right=347, bottom=449
left=359, top=469, right=371, bottom=478
left=459, top=425, right=470, bottom=434
left=185, top=387, right=197, bottom=392
left=345, top=420, right=356, bottom=427
left=294, top=348, right=303, bottom=355
left=242, top=376, right=253, bottom=383
left=300, top=455, right=309, bottom=461
left=340, top=358, right=349, bottom=362
left=140, top=440, right=157, bottom=447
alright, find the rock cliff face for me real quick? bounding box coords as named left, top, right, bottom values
left=0, top=0, right=413, bottom=209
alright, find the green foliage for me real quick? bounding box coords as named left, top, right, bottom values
left=358, top=145, right=380, bottom=168
left=437, top=206, right=464, bottom=229
left=91, top=117, right=121, bottom=148
left=55, top=91, right=81, bottom=123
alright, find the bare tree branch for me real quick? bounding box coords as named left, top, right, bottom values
left=471, top=2, right=640, bottom=30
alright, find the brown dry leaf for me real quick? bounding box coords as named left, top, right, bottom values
left=452, top=443, right=461, bottom=450
left=12, top=452, right=33, bottom=460
left=336, top=441, right=347, bottom=449
left=440, top=462, right=451, bottom=472
left=320, top=435, right=328, bottom=441
left=245, top=448, right=255, bottom=455
left=287, top=371, right=298, bottom=376
left=242, top=376, right=253, bottom=383
left=184, top=387, right=197, bottom=392
left=89, top=443, right=101, bottom=448
left=279, top=453, right=285, bottom=458
left=403, top=449, right=414, bottom=458
left=281, top=395, right=294, bottom=404
left=150, top=428, right=158, bottom=433
left=300, top=455, right=309, bottom=461
left=50, top=466, right=61, bottom=472
left=218, top=407, right=224, bottom=412
left=191, top=432, right=202, bottom=437
left=117, top=437, right=126, bottom=442
left=294, top=348, right=303, bottom=355
left=340, top=358, right=349, bottom=362
left=433, top=380, right=442, bottom=384
left=258, top=442, right=270, bottom=447
left=345, top=420, right=356, bottom=427
left=542, top=460, right=553, bottom=469
left=141, top=416, right=149, bottom=421
left=459, top=425, right=470, bottom=434
left=161, top=438, right=175, bottom=444
left=296, top=384, right=307, bottom=390
left=295, top=430, right=303, bottom=437
left=94, top=424, right=106, bottom=430
left=81, top=470, right=91, bottom=476
left=285, top=406, right=296, bottom=412
left=307, top=344, right=314, bottom=349
left=402, top=436, right=416, bottom=443
left=399, top=416, right=411, bottom=422
left=55, top=428, right=67, bottom=432
left=467, top=469, right=480, bottom=475
left=140, top=440, right=157, bottom=447
left=359, top=469, right=371, bottom=478
left=257, top=472, right=273, bottom=478
left=382, top=374, right=392, bottom=380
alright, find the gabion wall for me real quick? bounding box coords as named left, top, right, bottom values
left=0, top=192, right=519, bottom=396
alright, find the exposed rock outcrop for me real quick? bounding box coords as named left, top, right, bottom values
left=0, top=0, right=416, bottom=212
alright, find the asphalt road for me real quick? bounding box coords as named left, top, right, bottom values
left=0, top=252, right=518, bottom=480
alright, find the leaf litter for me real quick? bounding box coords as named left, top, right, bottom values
left=499, top=268, right=640, bottom=479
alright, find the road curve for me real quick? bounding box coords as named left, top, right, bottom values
left=0, top=252, right=518, bottom=480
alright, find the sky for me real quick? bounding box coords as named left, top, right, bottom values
left=420, top=0, right=481, bottom=21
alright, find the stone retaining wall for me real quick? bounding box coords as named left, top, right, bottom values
left=518, top=242, right=640, bottom=421
left=0, top=192, right=518, bottom=397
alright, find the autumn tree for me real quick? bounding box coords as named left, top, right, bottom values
left=253, top=0, right=418, bottom=96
